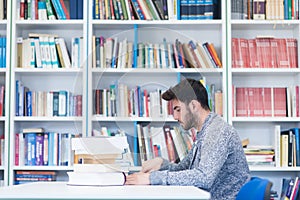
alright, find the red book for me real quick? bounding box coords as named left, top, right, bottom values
left=59, top=0, right=70, bottom=19
left=253, top=87, right=264, bottom=116
left=76, top=95, right=82, bottom=116
left=163, top=125, right=177, bottom=163
left=15, top=133, right=20, bottom=166
left=273, top=87, right=287, bottom=117
left=20, top=1, right=25, bottom=20
left=109, top=0, right=116, bottom=20
left=232, top=85, right=236, bottom=117
left=276, top=38, right=289, bottom=68
left=262, top=87, right=272, bottom=117
left=248, top=39, right=259, bottom=68
left=95, top=89, right=100, bottom=115
left=248, top=87, right=254, bottom=117
left=286, top=38, right=298, bottom=68
left=255, top=38, right=271, bottom=68
left=239, top=38, right=249, bottom=68
left=269, top=38, right=278, bottom=68
left=236, top=87, right=248, bottom=117
left=231, top=38, right=238, bottom=68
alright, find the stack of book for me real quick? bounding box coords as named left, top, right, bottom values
left=67, top=136, right=132, bottom=186
left=243, top=145, right=275, bottom=166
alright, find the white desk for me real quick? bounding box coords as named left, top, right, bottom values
left=0, top=182, right=210, bottom=200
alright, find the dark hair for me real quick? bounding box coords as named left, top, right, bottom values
left=162, top=78, right=210, bottom=110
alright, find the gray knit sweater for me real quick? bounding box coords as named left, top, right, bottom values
left=149, top=112, right=250, bottom=200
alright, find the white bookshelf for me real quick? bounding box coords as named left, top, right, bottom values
left=227, top=1, right=300, bottom=193
left=7, top=0, right=88, bottom=186
left=0, top=0, right=10, bottom=187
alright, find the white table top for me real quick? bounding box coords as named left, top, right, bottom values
left=0, top=181, right=211, bottom=199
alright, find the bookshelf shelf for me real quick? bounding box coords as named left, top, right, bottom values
left=12, top=166, right=73, bottom=171
left=91, top=68, right=223, bottom=74
left=16, top=20, right=84, bottom=25
left=92, top=20, right=224, bottom=25
left=232, top=117, right=300, bottom=122
left=13, top=116, right=84, bottom=122
left=231, top=20, right=300, bottom=25
left=249, top=166, right=300, bottom=172
left=231, top=68, right=300, bottom=74
left=92, top=116, right=176, bottom=122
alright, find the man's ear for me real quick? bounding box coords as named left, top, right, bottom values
left=189, top=100, right=199, bottom=111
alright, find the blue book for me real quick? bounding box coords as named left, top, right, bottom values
left=133, top=122, right=141, bottom=166
left=58, top=90, right=68, bottom=116
left=51, top=0, right=66, bottom=19
left=291, top=128, right=300, bottom=166
left=162, top=38, right=169, bottom=68
left=48, top=132, right=54, bottom=166
left=0, top=37, right=3, bottom=68
left=69, top=0, right=78, bottom=19
left=131, top=0, right=145, bottom=20
left=25, top=133, right=36, bottom=166
left=15, top=80, right=19, bottom=116
left=26, top=91, right=32, bottom=116
left=2, top=37, right=6, bottom=68
left=77, top=0, right=83, bottom=19
left=52, top=91, right=59, bottom=116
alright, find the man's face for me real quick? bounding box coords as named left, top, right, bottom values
left=172, top=99, right=194, bottom=130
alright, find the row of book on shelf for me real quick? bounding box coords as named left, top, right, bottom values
left=92, top=36, right=222, bottom=69
left=16, top=80, right=83, bottom=117
left=14, top=128, right=78, bottom=167
left=233, top=85, right=300, bottom=118
left=91, top=124, right=193, bottom=167
left=232, top=37, right=298, bottom=68
left=93, top=0, right=219, bottom=20
left=93, top=81, right=222, bottom=118
left=17, top=33, right=83, bottom=69
left=246, top=126, right=300, bottom=168
left=231, top=0, right=299, bottom=20
left=281, top=176, right=300, bottom=200
left=14, top=170, right=57, bottom=185
left=18, top=0, right=83, bottom=20
left=242, top=126, right=300, bottom=168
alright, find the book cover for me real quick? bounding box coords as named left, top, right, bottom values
left=69, top=0, right=77, bottom=19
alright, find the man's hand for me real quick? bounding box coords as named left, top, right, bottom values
left=125, top=172, right=150, bottom=185
left=141, top=157, right=163, bottom=173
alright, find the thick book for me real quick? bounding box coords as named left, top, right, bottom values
left=67, top=171, right=126, bottom=186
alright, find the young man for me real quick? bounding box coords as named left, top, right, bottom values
left=126, top=78, right=250, bottom=200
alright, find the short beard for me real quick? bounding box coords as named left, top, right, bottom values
left=181, top=107, right=195, bottom=131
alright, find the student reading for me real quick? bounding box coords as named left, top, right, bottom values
left=125, top=78, right=250, bottom=200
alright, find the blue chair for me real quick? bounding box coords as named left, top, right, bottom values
left=236, top=177, right=273, bottom=200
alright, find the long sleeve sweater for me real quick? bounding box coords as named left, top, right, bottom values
left=149, top=112, right=250, bottom=200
